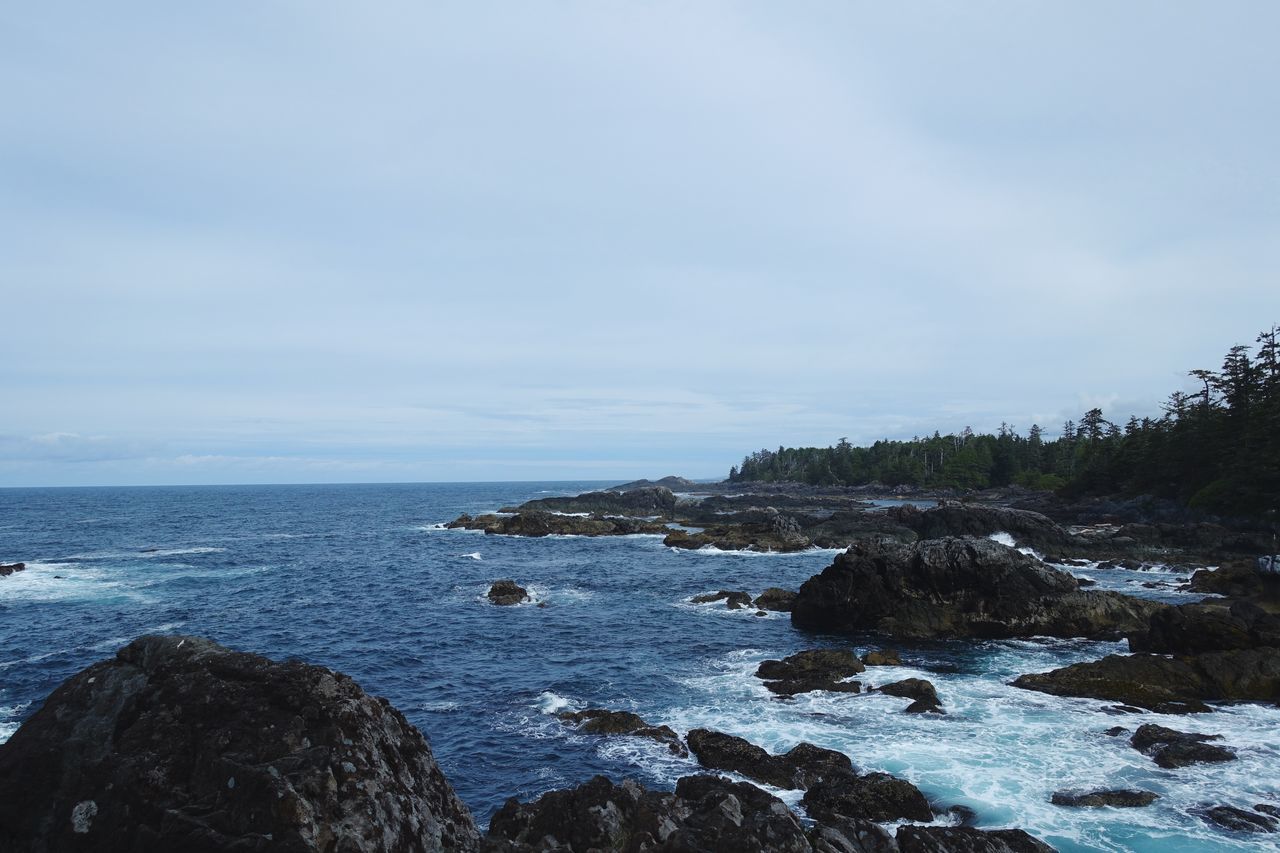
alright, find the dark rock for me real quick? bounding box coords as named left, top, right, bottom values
left=487, top=579, right=530, bottom=606
left=1076, top=578, right=1097, bottom=587
left=690, top=589, right=753, bottom=609
left=665, top=521, right=813, bottom=553
left=802, top=773, right=933, bottom=823
left=1256, top=803, right=1280, bottom=818
left=946, top=805, right=978, bottom=826
left=685, top=729, right=852, bottom=790
left=0, top=562, right=25, bottom=577
left=886, top=503, right=1070, bottom=553
left=755, top=587, right=799, bottom=612
left=516, top=486, right=678, bottom=518
left=895, top=826, right=1056, bottom=852
left=1129, top=601, right=1280, bottom=654
left=1187, top=560, right=1280, bottom=600
left=862, top=649, right=902, bottom=666
left=809, top=816, right=899, bottom=853
left=0, top=635, right=480, bottom=852
left=487, top=773, right=815, bottom=852
left=1195, top=805, right=1277, bottom=833
left=1104, top=727, right=1128, bottom=736
left=793, top=537, right=1163, bottom=640
left=879, top=678, right=939, bottom=704
left=1012, top=647, right=1280, bottom=710
left=451, top=510, right=670, bottom=538
left=557, top=709, right=688, bottom=756
left=1129, top=724, right=1237, bottom=768
left=1050, top=789, right=1158, bottom=807
left=610, top=476, right=698, bottom=492
left=757, top=649, right=865, bottom=696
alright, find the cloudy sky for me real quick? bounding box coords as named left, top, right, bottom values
left=3, top=2, right=1277, bottom=486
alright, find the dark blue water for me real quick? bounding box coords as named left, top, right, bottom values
left=1, top=483, right=1276, bottom=851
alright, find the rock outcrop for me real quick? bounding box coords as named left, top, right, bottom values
left=487, top=580, right=530, bottom=606
left=557, top=709, right=687, bottom=756
left=878, top=679, right=943, bottom=714
left=0, top=635, right=480, bottom=853
left=886, top=504, right=1069, bottom=553
left=755, top=649, right=865, bottom=696
left=754, top=587, right=799, bottom=612
left=1011, top=647, right=1280, bottom=711
left=1128, top=601, right=1280, bottom=654
left=450, top=511, right=669, bottom=538
left=861, top=649, right=902, bottom=667
left=690, top=589, right=753, bottom=609
left=1050, top=789, right=1158, bottom=807
left=1128, top=724, right=1237, bottom=768
left=792, top=537, right=1163, bottom=640
left=513, top=486, right=678, bottom=518
left=1194, top=805, right=1277, bottom=834
left=0, top=562, right=24, bottom=577
left=685, top=729, right=853, bottom=790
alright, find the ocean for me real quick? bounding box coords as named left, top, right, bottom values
left=1, top=482, right=1276, bottom=851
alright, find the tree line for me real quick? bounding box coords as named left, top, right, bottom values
left=728, top=325, right=1280, bottom=517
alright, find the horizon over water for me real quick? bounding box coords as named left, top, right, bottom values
left=1, top=482, right=1276, bottom=851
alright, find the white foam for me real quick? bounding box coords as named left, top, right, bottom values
left=537, top=691, right=574, bottom=715
left=459, top=552, right=483, bottom=561
left=988, top=532, right=1017, bottom=548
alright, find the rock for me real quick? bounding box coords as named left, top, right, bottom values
left=487, top=579, right=530, bottom=606
left=486, top=773, right=813, bottom=852
left=879, top=679, right=940, bottom=706
left=1012, top=647, right=1280, bottom=711
left=690, top=589, right=753, bottom=609
left=793, top=537, right=1164, bottom=640
left=1104, top=726, right=1128, bottom=736
left=862, top=649, right=902, bottom=666
left=557, top=709, right=688, bottom=756
left=1129, top=601, right=1280, bottom=654
left=450, top=511, right=670, bottom=538
left=0, top=562, right=24, bottom=577
left=802, top=773, right=933, bottom=823
left=1050, top=789, right=1158, bottom=807
left=664, top=523, right=813, bottom=553
left=895, top=826, right=1056, bottom=852
left=810, top=817, right=899, bottom=853
left=1195, top=805, right=1278, bottom=833
left=886, top=503, right=1070, bottom=553
left=755, top=587, right=799, bottom=612
left=685, top=729, right=851, bottom=790
left=756, top=649, right=865, bottom=696
left=1257, top=803, right=1280, bottom=818
left=1187, top=560, right=1280, bottom=600
left=0, top=635, right=480, bottom=852
left=610, top=476, right=699, bottom=492
left=515, top=486, right=678, bottom=518
left=1129, top=724, right=1236, bottom=768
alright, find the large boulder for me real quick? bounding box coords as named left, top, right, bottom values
left=0, top=635, right=480, bottom=853
left=0, top=562, right=25, bottom=577
left=486, top=773, right=813, bottom=853
left=894, top=826, right=1056, bottom=852
left=1012, top=647, right=1280, bottom=711
left=801, top=773, right=933, bottom=823
left=557, top=709, right=687, bottom=756
left=792, top=537, right=1164, bottom=640
left=1128, top=601, right=1280, bottom=654
left=755, top=649, right=865, bottom=696
left=886, top=504, right=1070, bottom=552
left=685, top=729, right=852, bottom=790
left=487, top=580, right=530, bottom=606
left=1129, top=724, right=1237, bottom=769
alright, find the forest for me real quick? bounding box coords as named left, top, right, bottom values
left=728, top=325, right=1280, bottom=517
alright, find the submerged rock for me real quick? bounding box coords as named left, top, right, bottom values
left=1050, top=789, right=1158, bottom=807
left=792, top=537, right=1163, bottom=640
left=756, top=649, right=865, bottom=696
left=1129, top=724, right=1237, bottom=769
left=0, top=635, right=480, bottom=852
left=690, top=589, right=753, bottom=609
left=1012, top=647, right=1280, bottom=711
left=487, top=579, right=530, bottom=606
left=557, top=709, right=687, bottom=756
left=0, top=562, right=24, bottom=577
left=1195, top=805, right=1278, bottom=834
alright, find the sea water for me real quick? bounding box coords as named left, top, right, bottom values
left=0, top=482, right=1276, bottom=851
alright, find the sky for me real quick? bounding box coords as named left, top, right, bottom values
left=2, top=2, right=1278, bottom=487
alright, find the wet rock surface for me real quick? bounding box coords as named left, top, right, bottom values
left=1128, top=601, right=1280, bottom=654
left=557, top=709, right=688, bottom=757
left=862, top=649, right=903, bottom=666
left=793, top=537, right=1163, bottom=640
left=0, top=562, right=24, bottom=577
left=690, top=589, right=753, bottom=609
left=685, top=729, right=853, bottom=790
left=1129, top=724, right=1237, bottom=769
left=756, top=649, right=866, bottom=696
left=1011, top=647, right=1280, bottom=710
left=754, top=587, right=799, bottom=612
left=1194, top=804, right=1278, bottom=833
left=450, top=511, right=670, bottom=538
left=802, top=772, right=934, bottom=823
left=877, top=678, right=944, bottom=714
left=1050, top=790, right=1158, bottom=807
left=487, top=579, right=530, bottom=606
left=0, top=635, right=480, bottom=853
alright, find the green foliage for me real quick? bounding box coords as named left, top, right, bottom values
left=728, top=324, right=1280, bottom=518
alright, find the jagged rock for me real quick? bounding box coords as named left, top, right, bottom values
left=557, top=709, right=688, bottom=756
left=685, top=729, right=852, bottom=790
left=1050, top=789, right=1158, bottom=807
left=793, top=537, right=1163, bottom=640
left=0, top=562, right=24, bottom=577
left=810, top=817, right=900, bottom=853
left=1129, top=724, right=1236, bottom=768
left=664, top=523, right=813, bottom=553
left=1257, top=804, right=1280, bottom=818
left=1187, top=560, right=1280, bottom=600
left=802, top=773, right=933, bottom=823
left=1012, top=648, right=1280, bottom=711
left=1195, top=805, right=1277, bottom=833
left=611, top=476, right=698, bottom=492
left=1129, top=601, right=1280, bottom=654
left=516, top=486, right=678, bottom=518
left=450, top=511, right=669, bottom=538
left=886, top=503, right=1070, bottom=552
left=1104, top=727, right=1127, bottom=737
left=878, top=678, right=941, bottom=709
left=756, top=649, right=865, bottom=696
left=862, top=649, right=902, bottom=667
left=755, top=587, right=799, bottom=612
left=894, top=826, right=1056, bottom=852
left=486, top=774, right=813, bottom=852
left=690, top=589, right=753, bottom=609
left=0, top=635, right=480, bottom=853
left=487, top=579, right=530, bottom=606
